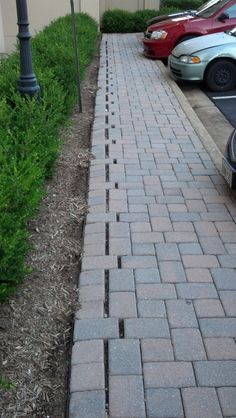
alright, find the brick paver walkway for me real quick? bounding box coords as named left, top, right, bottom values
left=69, top=34, right=236, bottom=418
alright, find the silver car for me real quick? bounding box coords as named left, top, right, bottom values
left=169, top=27, right=236, bottom=91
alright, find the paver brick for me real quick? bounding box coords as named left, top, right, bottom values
left=172, top=328, right=206, bottom=360
left=178, top=243, right=202, bottom=255
left=200, top=318, right=236, bottom=337
left=151, top=217, right=173, bottom=232
left=211, top=268, right=236, bottom=289
left=131, top=232, right=164, bottom=243
left=144, top=362, right=195, bottom=388
left=182, top=255, right=219, bottom=268
left=76, top=301, right=104, bottom=319
left=137, top=283, right=177, bottom=299
left=133, top=243, right=155, bottom=255
left=109, top=339, right=142, bottom=375
left=219, top=290, right=236, bottom=316
left=186, top=268, right=212, bottom=282
left=194, top=361, right=236, bottom=386
left=109, top=375, right=146, bottom=418
left=141, top=339, right=174, bottom=362
left=176, top=283, right=218, bottom=299
left=194, top=299, right=225, bottom=318
left=204, top=338, right=236, bottom=360
left=81, top=256, right=117, bottom=271
left=135, top=268, right=161, bottom=283
left=71, top=340, right=104, bottom=365
left=109, top=222, right=130, bottom=238
left=217, top=387, right=236, bottom=416
left=159, top=261, right=186, bottom=283
left=146, top=388, right=184, bottom=418
left=194, top=221, right=218, bottom=237
left=138, top=299, right=166, bottom=318
left=74, top=318, right=119, bottom=341
left=109, top=292, right=137, bottom=318
left=124, top=318, right=170, bottom=338
left=109, top=268, right=135, bottom=291
left=166, top=299, right=198, bottom=327
left=70, top=363, right=104, bottom=392
left=109, top=238, right=131, bottom=255
left=156, top=243, right=180, bottom=260
left=182, top=388, right=222, bottom=418
left=79, top=269, right=104, bottom=286
left=79, top=285, right=104, bottom=302
left=165, top=231, right=198, bottom=243
left=69, top=391, right=105, bottom=418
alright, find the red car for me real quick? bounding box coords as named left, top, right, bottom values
left=143, top=0, right=236, bottom=59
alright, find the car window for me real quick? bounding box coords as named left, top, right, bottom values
left=197, top=0, right=230, bottom=17
left=228, top=26, right=236, bottom=34
left=225, top=3, right=236, bottom=17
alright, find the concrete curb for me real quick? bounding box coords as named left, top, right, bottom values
left=157, top=61, right=224, bottom=175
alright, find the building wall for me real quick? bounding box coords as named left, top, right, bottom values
left=0, top=0, right=159, bottom=53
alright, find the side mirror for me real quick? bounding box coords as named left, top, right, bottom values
left=217, top=12, right=229, bottom=21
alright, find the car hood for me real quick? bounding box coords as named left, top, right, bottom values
left=146, top=11, right=196, bottom=26
left=148, top=14, right=196, bottom=30
left=172, top=32, right=236, bottom=56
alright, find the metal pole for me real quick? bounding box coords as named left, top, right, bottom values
left=16, top=0, right=40, bottom=98
left=70, top=0, right=82, bottom=112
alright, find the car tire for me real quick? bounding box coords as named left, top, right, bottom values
left=205, top=60, right=236, bottom=91
left=175, top=35, right=197, bottom=45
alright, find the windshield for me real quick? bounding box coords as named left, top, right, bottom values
left=196, top=0, right=230, bottom=17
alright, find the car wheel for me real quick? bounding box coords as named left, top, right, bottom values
left=205, top=60, right=236, bottom=91
left=176, top=35, right=197, bottom=45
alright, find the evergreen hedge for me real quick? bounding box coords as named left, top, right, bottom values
left=0, top=13, right=98, bottom=300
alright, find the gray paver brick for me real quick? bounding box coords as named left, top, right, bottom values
left=194, top=299, right=225, bottom=318
left=135, top=268, right=161, bottom=283
left=76, top=301, right=104, bottom=319
left=137, top=283, right=177, bottom=299
left=200, top=237, right=226, bottom=255
left=176, top=283, right=218, bottom=299
left=71, top=340, right=104, bottom=365
left=200, top=318, right=236, bottom=337
left=70, top=363, right=104, bottom=392
left=156, top=243, right=180, bottom=260
left=79, top=285, right=104, bottom=302
left=121, top=255, right=157, bottom=268
left=194, top=361, right=236, bottom=386
left=219, top=290, right=236, bottom=316
left=82, top=255, right=117, bottom=271
left=182, top=388, right=222, bottom=418
left=109, top=268, right=135, bottom=291
left=194, top=221, right=218, bottom=236
left=144, top=362, right=195, bottom=388
left=172, top=328, right=206, bottom=360
left=133, top=242, right=155, bottom=255
left=131, top=232, right=164, bottom=243
left=74, top=318, right=119, bottom=341
left=186, top=268, right=213, bottom=282
left=69, top=391, right=105, bottom=418
left=109, top=238, right=131, bottom=255
left=109, top=292, right=137, bottom=318
left=124, top=318, right=170, bottom=338
left=217, top=387, right=236, bottom=416
left=79, top=270, right=104, bottom=286
left=109, top=375, right=146, bottom=418
left=159, top=261, right=186, bottom=283
left=109, top=222, right=130, bottom=238
left=141, top=339, right=174, bottom=362
left=166, top=299, right=198, bottom=327
left=146, top=388, right=184, bottom=418
left=205, top=338, right=236, bottom=360
left=138, top=299, right=166, bottom=318
left=178, top=243, right=203, bottom=255
left=182, top=255, right=219, bottom=268
left=109, top=339, right=142, bottom=375
left=211, top=268, right=236, bottom=289
left=165, top=231, right=198, bottom=243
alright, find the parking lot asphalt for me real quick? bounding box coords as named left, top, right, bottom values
left=205, top=89, right=236, bottom=128
left=69, top=33, right=236, bottom=418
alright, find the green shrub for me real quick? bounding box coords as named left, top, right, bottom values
left=101, top=7, right=182, bottom=32
left=161, top=0, right=204, bottom=10
left=0, top=13, right=98, bottom=300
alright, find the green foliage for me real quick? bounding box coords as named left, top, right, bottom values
left=0, top=13, right=98, bottom=300
left=161, top=0, right=203, bottom=10
left=0, top=375, right=15, bottom=390
left=102, top=8, right=181, bottom=32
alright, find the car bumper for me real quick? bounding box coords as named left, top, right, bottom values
left=143, top=38, right=172, bottom=59
left=169, top=54, right=206, bottom=81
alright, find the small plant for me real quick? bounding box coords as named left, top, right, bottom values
left=0, top=375, right=15, bottom=390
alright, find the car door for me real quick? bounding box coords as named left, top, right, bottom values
left=211, top=2, right=236, bottom=33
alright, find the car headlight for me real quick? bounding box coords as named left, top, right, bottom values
left=150, top=30, right=168, bottom=40
left=179, top=55, right=201, bottom=64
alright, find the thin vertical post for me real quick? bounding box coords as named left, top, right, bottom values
left=70, top=0, right=82, bottom=112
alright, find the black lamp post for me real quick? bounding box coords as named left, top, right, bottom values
left=16, top=0, right=40, bottom=98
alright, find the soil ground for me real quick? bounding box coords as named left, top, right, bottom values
left=0, top=45, right=100, bottom=418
